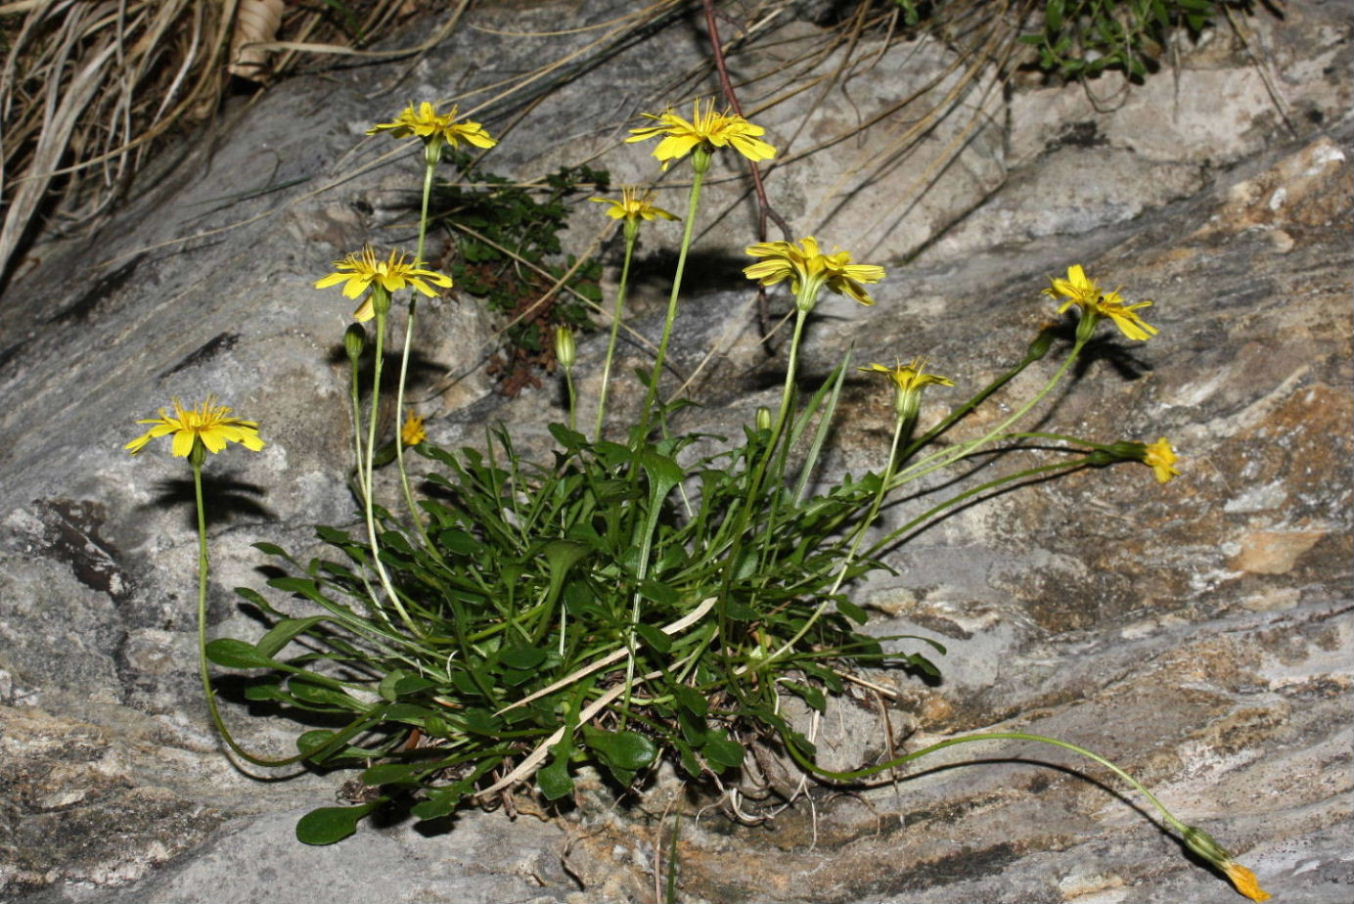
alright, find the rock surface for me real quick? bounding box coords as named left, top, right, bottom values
left=1, top=1, right=1351, bottom=902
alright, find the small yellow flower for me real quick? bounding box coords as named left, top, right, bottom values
left=589, top=186, right=679, bottom=223
left=367, top=102, right=497, bottom=150
left=1222, top=861, right=1272, bottom=903
left=1043, top=264, right=1158, bottom=341
left=1144, top=437, right=1180, bottom=484
left=126, top=397, right=266, bottom=458
left=744, top=236, right=886, bottom=309
left=401, top=412, right=427, bottom=447
left=627, top=100, right=776, bottom=169
left=315, top=246, right=453, bottom=321
left=861, top=357, right=953, bottom=420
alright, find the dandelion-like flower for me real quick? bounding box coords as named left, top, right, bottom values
left=861, top=358, right=953, bottom=420
left=1043, top=264, right=1158, bottom=341
left=744, top=236, right=885, bottom=310
left=627, top=100, right=776, bottom=169
left=401, top=412, right=427, bottom=447
left=590, top=186, right=679, bottom=223
left=1183, top=826, right=1271, bottom=902
left=126, top=397, right=266, bottom=458
left=368, top=102, right=497, bottom=150
left=315, top=246, right=454, bottom=321
left=1143, top=437, right=1179, bottom=484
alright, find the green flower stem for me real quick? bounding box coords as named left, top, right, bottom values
left=191, top=457, right=306, bottom=769
left=594, top=221, right=639, bottom=441
left=391, top=158, right=441, bottom=552
left=564, top=367, right=578, bottom=432
left=640, top=161, right=708, bottom=433
left=889, top=336, right=1089, bottom=492
left=782, top=729, right=1183, bottom=831
left=348, top=353, right=368, bottom=502
left=767, top=304, right=811, bottom=466
left=864, top=458, right=1090, bottom=561
left=364, top=304, right=420, bottom=636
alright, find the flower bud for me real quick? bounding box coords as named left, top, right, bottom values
left=554, top=326, right=576, bottom=371
left=756, top=407, right=772, bottom=431
left=344, top=324, right=367, bottom=362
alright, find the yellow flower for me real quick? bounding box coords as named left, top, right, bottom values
left=589, top=186, right=679, bottom=223
left=367, top=102, right=497, bottom=150
left=401, top=412, right=427, bottom=447
left=744, top=236, right=886, bottom=309
left=1144, top=437, right=1180, bottom=484
left=1222, top=861, right=1272, bottom=903
left=126, top=397, right=265, bottom=458
left=1042, top=264, right=1158, bottom=341
left=627, top=99, right=776, bottom=169
left=315, top=246, right=454, bottom=321
left=861, top=358, right=953, bottom=420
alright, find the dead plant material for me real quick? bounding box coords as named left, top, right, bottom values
left=0, top=0, right=431, bottom=288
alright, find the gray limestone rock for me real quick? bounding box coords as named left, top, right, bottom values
left=0, top=1, right=1350, bottom=902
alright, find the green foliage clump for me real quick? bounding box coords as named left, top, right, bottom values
left=431, top=155, right=609, bottom=394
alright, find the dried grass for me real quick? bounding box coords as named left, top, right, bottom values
left=0, top=0, right=423, bottom=286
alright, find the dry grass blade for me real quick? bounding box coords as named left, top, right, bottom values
left=0, top=0, right=426, bottom=289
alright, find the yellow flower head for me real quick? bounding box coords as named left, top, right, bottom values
left=744, top=236, right=886, bottom=310
left=367, top=102, right=497, bottom=151
left=589, top=186, right=680, bottom=224
left=126, top=397, right=265, bottom=459
left=627, top=100, right=776, bottom=170
left=401, top=412, right=427, bottom=447
left=315, top=246, right=454, bottom=321
left=1143, top=437, right=1180, bottom=484
left=861, top=357, right=953, bottom=420
left=1042, top=264, right=1158, bottom=341
left=1222, top=861, right=1272, bottom=903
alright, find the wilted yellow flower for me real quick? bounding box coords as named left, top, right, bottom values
left=315, top=246, right=453, bottom=321
left=590, top=186, right=679, bottom=223
left=126, top=397, right=265, bottom=458
left=627, top=100, right=776, bottom=169
left=401, top=412, right=427, bottom=447
left=367, top=102, right=497, bottom=150
left=1182, top=825, right=1271, bottom=903
left=1143, top=437, right=1179, bottom=484
left=861, top=358, right=953, bottom=420
left=1043, top=264, right=1158, bottom=341
left=1222, top=861, right=1272, bottom=903
left=744, top=236, right=885, bottom=310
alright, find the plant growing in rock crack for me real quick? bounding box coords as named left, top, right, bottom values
left=127, top=97, right=1269, bottom=902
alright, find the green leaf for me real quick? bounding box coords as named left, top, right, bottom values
left=254, top=616, right=329, bottom=658
left=205, top=638, right=278, bottom=670
left=296, top=803, right=380, bottom=845
left=836, top=598, right=869, bottom=624
left=782, top=680, right=826, bottom=713
left=673, top=684, right=708, bottom=717
left=361, top=763, right=423, bottom=786
left=635, top=623, right=672, bottom=654
left=500, top=647, right=549, bottom=670
left=584, top=727, right=657, bottom=771
left=702, top=729, right=745, bottom=770
left=537, top=755, right=574, bottom=800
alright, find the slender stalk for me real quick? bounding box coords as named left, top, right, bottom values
left=364, top=304, right=420, bottom=635
left=783, top=729, right=1183, bottom=829
left=640, top=159, right=708, bottom=432
left=392, top=158, right=440, bottom=542
left=595, top=222, right=638, bottom=441
left=192, top=458, right=306, bottom=769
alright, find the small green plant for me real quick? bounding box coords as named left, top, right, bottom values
left=1019, top=0, right=1254, bottom=79
left=127, top=99, right=1270, bottom=902
left=430, top=153, right=609, bottom=395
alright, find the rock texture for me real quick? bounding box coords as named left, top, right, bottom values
left=1, top=1, right=1350, bottom=902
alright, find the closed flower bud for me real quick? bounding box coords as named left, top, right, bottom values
left=756, top=407, right=772, bottom=431
left=344, top=324, right=367, bottom=362
left=554, top=326, right=577, bottom=370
